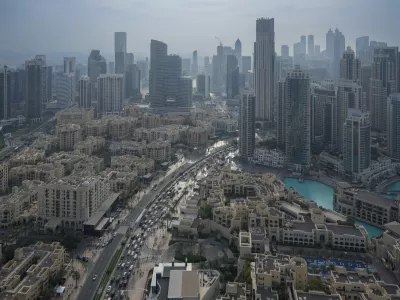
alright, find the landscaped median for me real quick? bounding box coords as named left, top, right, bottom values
left=93, top=247, right=123, bottom=300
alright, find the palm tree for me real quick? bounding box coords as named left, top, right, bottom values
left=72, top=270, right=80, bottom=288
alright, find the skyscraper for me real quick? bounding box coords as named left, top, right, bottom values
left=149, top=40, right=192, bottom=112
left=0, top=66, right=11, bottom=120
left=356, top=36, right=369, bottom=65
left=332, top=28, right=345, bottom=80
left=114, top=32, right=127, bottom=74
left=25, top=55, right=47, bottom=121
left=97, top=74, right=124, bottom=114
left=79, top=76, right=92, bottom=108
left=191, top=50, right=198, bottom=76
left=196, top=74, right=206, bottom=98
left=314, top=45, right=321, bottom=58
left=63, top=57, right=76, bottom=74
left=340, top=47, right=361, bottom=81
left=125, top=64, right=141, bottom=99
left=108, top=62, right=115, bottom=74
left=88, top=50, right=107, bottom=82
left=254, top=17, right=275, bottom=127
left=239, top=90, right=256, bottom=160
left=234, top=39, right=242, bottom=72
left=308, top=35, right=314, bottom=57
left=226, top=55, right=239, bottom=99
left=182, top=58, right=191, bottom=76
left=326, top=29, right=334, bottom=58
left=46, top=66, right=52, bottom=102
left=311, top=83, right=337, bottom=147
left=203, top=56, right=212, bottom=77
left=126, top=53, right=134, bottom=66
left=281, top=45, right=289, bottom=58
left=284, top=66, right=311, bottom=167
left=387, top=93, right=400, bottom=159
left=56, top=72, right=75, bottom=108
left=343, top=109, right=371, bottom=175
left=370, top=47, right=398, bottom=131
left=337, top=80, right=365, bottom=152
left=300, top=35, right=307, bottom=55
left=242, top=56, right=252, bottom=86
left=212, top=44, right=225, bottom=90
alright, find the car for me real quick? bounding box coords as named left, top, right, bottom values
left=113, top=232, right=117, bottom=237
left=106, top=285, right=112, bottom=293
left=92, top=274, right=98, bottom=281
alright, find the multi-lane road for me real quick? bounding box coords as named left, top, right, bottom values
left=77, top=144, right=233, bottom=300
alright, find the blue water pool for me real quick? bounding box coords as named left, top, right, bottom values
left=283, top=178, right=384, bottom=239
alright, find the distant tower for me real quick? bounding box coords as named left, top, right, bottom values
left=0, top=66, right=11, bottom=119
left=326, top=29, right=334, bottom=58
left=281, top=45, right=289, bottom=58
left=254, top=18, right=275, bottom=127
left=108, top=62, right=115, bottom=74
left=343, top=109, right=371, bottom=175
left=340, top=47, right=361, bottom=81
left=226, top=55, right=239, bottom=99
left=332, top=28, right=346, bottom=80
left=314, top=45, right=321, bottom=58
left=25, top=55, right=47, bottom=121
left=79, top=76, right=91, bottom=108
left=387, top=93, right=400, bottom=159
left=114, top=32, right=127, bottom=74
left=97, top=74, right=124, bottom=115
left=63, top=57, right=76, bottom=74
left=234, top=38, right=242, bottom=72
left=284, top=66, right=311, bottom=168
left=239, top=90, right=256, bottom=161
left=191, top=50, right=198, bottom=76
left=308, top=35, right=314, bottom=57
left=88, top=50, right=106, bottom=82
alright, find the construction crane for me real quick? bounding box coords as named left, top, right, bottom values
left=214, top=36, right=223, bottom=47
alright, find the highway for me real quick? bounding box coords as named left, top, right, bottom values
left=77, top=144, right=233, bottom=300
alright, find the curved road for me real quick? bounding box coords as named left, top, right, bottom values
left=77, top=145, right=233, bottom=300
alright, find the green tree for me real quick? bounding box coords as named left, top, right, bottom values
left=2, top=244, right=18, bottom=262
left=72, top=270, right=80, bottom=288
left=199, top=204, right=213, bottom=219
left=61, top=232, right=83, bottom=252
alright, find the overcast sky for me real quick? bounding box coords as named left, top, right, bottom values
left=1, top=0, right=399, bottom=58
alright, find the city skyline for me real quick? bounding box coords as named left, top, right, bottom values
left=1, top=0, right=399, bottom=57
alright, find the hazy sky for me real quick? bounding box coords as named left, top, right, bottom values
left=1, top=0, right=399, bottom=58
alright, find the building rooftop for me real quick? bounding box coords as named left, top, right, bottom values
left=384, top=221, right=400, bottom=236
left=168, top=270, right=199, bottom=299
left=326, top=224, right=365, bottom=237
left=291, top=216, right=316, bottom=232
left=356, top=191, right=396, bottom=207
left=296, top=291, right=342, bottom=300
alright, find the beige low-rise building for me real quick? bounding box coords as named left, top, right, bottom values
left=0, top=181, right=40, bottom=227
left=46, top=152, right=89, bottom=173
left=374, top=221, right=400, bottom=271
left=102, top=170, right=137, bottom=198
left=107, top=115, right=137, bottom=140
left=0, top=242, right=65, bottom=300
left=72, top=156, right=104, bottom=175
left=0, top=162, right=8, bottom=194
left=84, top=119, right=108, bottom=137
left=109, top=140, right=147, bottom=156
left=56, top=106, right=94, bottom=125
left=9, top=163, right=64, bottom=187
left=146, top=140, right=171, bottom=163
left=30, top=134, right=57, bottom=152
left=56, top=123, right=82, bottom=151
left=187, top=126, right=208, bottom=148
left=37, top=176, right=112, bottom=230
left=133, top=125, right=187, bottom=144
left=142, top=113, right=162, bottom=129
left=110, top=155, right=155, bottom=176
left=9, top=148, right=45, bottom=168
left=74, top=136, right=105, bottom=155
left=124, top=104, right=141, bottom=117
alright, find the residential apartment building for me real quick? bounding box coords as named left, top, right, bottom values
left=187, top=126, right=208, bottom=148
left=133, top=125, right=187, bottom=144
left=9, top=148, right=45, bottom=168
left=56, top=123, right=82, bottom=151
left=110, top=155, right=155, bottom=176
left=56, top=106, right=94, bottom=126
left=74, top=136, right=105, bottom=155
left=374, top=221, right=400, bottom=271
left=37, top=176, right=112, bottom=230
left=9, top=163, right=64, bottom=187
left=251, top=149, right=285, bottom=168
left=0, top=242, right=65, bottom=300
left=0, top=162, right=8, bottom=194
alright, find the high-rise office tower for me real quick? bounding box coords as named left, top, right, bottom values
left=332, top=28, right=345, bottom=80
left=300, top=35, right=307, bottom=55
left=226, top=55, right=239, bottom=99
left=311, top=83, right=337, bottom=147
left=63, top=57, right=76, bottom=74
left=293, top=42, right=302, bottom=65
left=205, top=75, right=210, bottom=99
left=326, top=29, right=334, bottom=58
left=239, top=90, right=256, bottom=161
left=149, top=40, right=192, bottom=112
left=370, top=47, right=398, bottom=131
left=25, top=55, right=47, bottom=121
left=126, top=53, right=134, bottom=66
left=204, top=56, right=212, bottom=76
left=97, top=74, right=124, bottom=114
left=284, top=66, right=311, bottom=167
left=343, top=109, right=371, bottom=175
left=46, top=66, right=52, bottom=102
left=108, top=62, right=115, bottom=74
left=340, top=47, right=361, bottom=81
left=192, top=50, right=198, bottom=76
left=254, top=17, right=275, bottom=127
left=277, top=80, right=286, bottom=147
left=212, top=44, right=225, bottom=90
left=88, top=50, right=107, bottom=82
left=196, top=74, right=205, bottom=98
left=281, top=45, right=289, bottom=58
left=56, top=72, right=75, bottom=108
left=114, top=32, right=127, bottom=74
left=361, top=65, right=372, bottom=111
left=337, top=80, right=365, bottom=152
left=137, top=59, right=149, bottom=81
left=356, top=36, right=369, bottom=65
left=0, top=66, right=11, bottom=120
left=125, top=64, right=141, bottom=99
left=204, top=56, right=210, bottom=66
left=79, top=76, right=92, bottom=108
left=242, top=56, right=252, bottom=86
left=308, top=35, right=314, bottom=57
left=234, top=38, right=242, bottom=72
left=314, top=45, right=321, bottom=58
left=182, top=58, right=191, bottom=75
left=387, top=93, right=400, bottom=159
